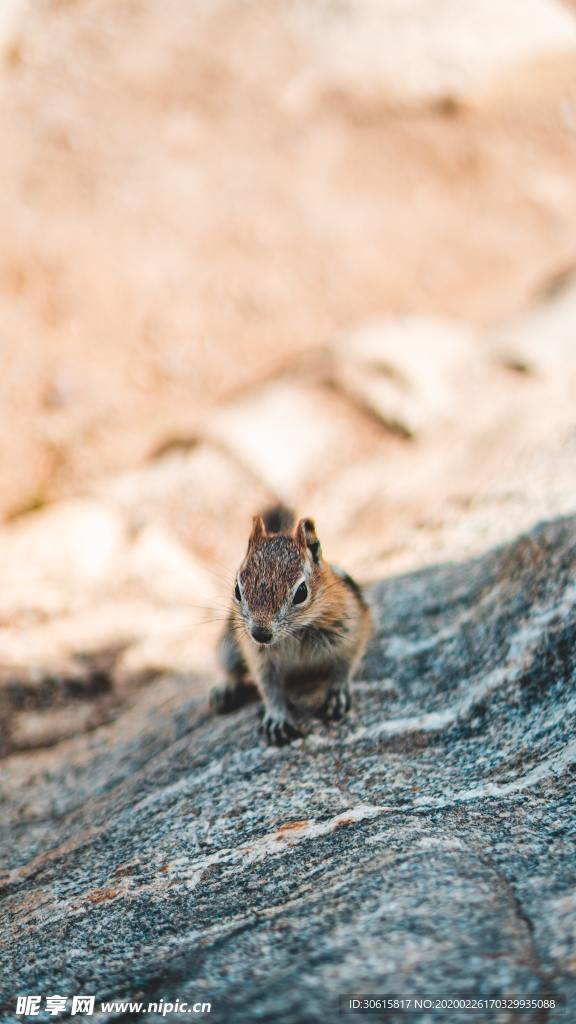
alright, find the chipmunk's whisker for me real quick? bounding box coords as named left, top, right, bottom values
left=182, top=616, right=232, bottom=630
left=178, top=602, right=232, bottom=615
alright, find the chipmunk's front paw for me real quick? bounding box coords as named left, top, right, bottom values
left=260, top=713, right=302, bottom=747
left=321, top=685, right=351, bottom=723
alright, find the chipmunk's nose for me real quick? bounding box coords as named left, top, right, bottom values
left=251, top=625, right=273, bottom=645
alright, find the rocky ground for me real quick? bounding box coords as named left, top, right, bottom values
left=1, top=515, right=575, bottom=1023
left=1, top=1, right=576, bottom=1022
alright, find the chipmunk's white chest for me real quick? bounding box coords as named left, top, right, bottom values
left=259, top=630, right=338, bottom=675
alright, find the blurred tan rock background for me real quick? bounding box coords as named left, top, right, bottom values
left=1, top=0, right=576, bottom=754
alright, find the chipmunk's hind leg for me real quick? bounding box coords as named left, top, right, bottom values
left=318, top=660, right=353, bottom=723
left=320, top=683, right=351, bottom=722
left=210, top=616, right=260, bottom=715
left=211, top=678, right=259, bottom=714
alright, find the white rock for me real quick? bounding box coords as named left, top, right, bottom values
left=207, top=380, right=382, bottom=498
left=0, top=500, right=126, bottom=615
left=489, top=275, right=576, bottom=376
left=285, top=0, right=576, bottom=109
left=0, top=0, right=27, bottom=62
left=333, top=315, right=479, bottom=436
left=125, top=523, right=217, bottom=605
left=95, top=443, right=272, bottom=568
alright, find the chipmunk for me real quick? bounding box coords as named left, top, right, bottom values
left=210, top=506, right=372, bottom=745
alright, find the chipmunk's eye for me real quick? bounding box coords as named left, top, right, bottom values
left=292, top=581, right=308, bottom=605
left=234, top=581, right=241, bottom=602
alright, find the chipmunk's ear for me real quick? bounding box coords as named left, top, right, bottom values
left=248, top=514, right=266, bottom=547
left=295, top=517, right=322, bottom=564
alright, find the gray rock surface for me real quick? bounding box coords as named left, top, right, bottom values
left=1, top=516, right=575, bottom=1024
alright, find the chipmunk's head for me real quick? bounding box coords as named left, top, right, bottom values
left=233, top=514, right=323, bottom=646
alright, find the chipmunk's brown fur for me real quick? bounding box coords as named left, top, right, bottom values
left=210, top=506, right=372, bottom=745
